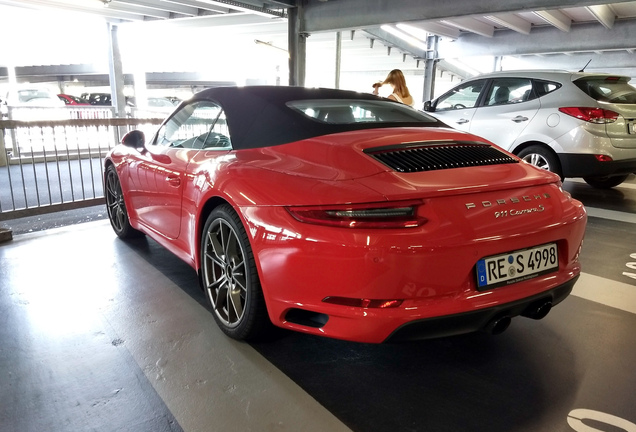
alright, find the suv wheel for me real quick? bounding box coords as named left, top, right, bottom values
left=583, top=174, right=629, bottom=189
left=517, top=145, right=562, bottom=179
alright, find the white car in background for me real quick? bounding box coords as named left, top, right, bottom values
left=3, top=87, right=66, bottom=120
left=424, top=70, right=636, bottom=188
left=10, top=88, right=66, bottom=107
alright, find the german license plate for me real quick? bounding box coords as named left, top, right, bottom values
left=629, top=121, right=636, bottom=134
left=476, top=243, right=558, bottom=289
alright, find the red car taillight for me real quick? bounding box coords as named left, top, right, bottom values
left=286, top=200, right=426, bottom=229
left=594, top=154, right=613, bottom=162
left=558, top=107, right=619, bottom=124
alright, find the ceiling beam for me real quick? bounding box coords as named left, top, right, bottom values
left=122, top=11, right=283, bottom=28
left=437, top=20, right=636, bottom=58
left=161, top=0, right=230, bottom=14
left=301, top=0, right=636, bottom=33
left=0, top=0, right=144, bottom=21
left=363, top=28, right=430, bottom=60
left=114, top=0, right=200, bottom=16
left=408, top=22, right=460, bottom=40
left=534, top=9, right=571, bottom=32
left=195, top=0, right=285, bottom=17
left=586, top=4, right=616, bottom=29
left=485, top=13, right=532, bottom=35
left=441, top=17, right=494, bottom=38
left=107, top=2, right=173, bottom=19
left=506, top=50, right=636, bottom=71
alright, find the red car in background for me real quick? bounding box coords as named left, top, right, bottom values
left=57, top=94, right=90, bottom=105
left=104, top=86, right=587, bottom=343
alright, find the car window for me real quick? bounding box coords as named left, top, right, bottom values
left=287, top=99, right=439, bottom=124
left=434, top=80, right=485, bottom=111
left=573, top=77, right=636, bottom=104
left=533, top=80, right=561, bottom=98
left=154, top=101, right=232, bottom=150
left=484, top=78, right=533, bottom=106
left=17, top=89, right=56, bottom=103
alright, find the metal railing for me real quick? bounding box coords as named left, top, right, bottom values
left=0, top=107, right=164, bottom=221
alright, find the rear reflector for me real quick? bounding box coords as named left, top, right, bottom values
left=286, top=200, right=426, bottom=228
left=558, top=107, right=619, bottom=124
left=594, top=154, right=613, bottom=162
left=323, top=297, right=403, bottom=308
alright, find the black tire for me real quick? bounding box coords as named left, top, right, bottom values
left=517, top=145, right=562, bottom=179
left=583, top=174, right=629, bottom=189
left=200, top=204, right=271, bottom=341
left=105, top=165, right=143, bottom=239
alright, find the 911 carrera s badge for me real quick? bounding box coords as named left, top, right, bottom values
left=496, top=205, right=545, bottom=218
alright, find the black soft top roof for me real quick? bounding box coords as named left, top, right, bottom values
left=184, top=86, right=444, bottom=150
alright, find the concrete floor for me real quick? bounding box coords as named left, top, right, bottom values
left=0, top=222, right=347, bottom=432
left=1, top=177, right=636, bottom=431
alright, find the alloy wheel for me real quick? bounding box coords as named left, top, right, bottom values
left=202, top=218, right=248, bottom=327
left=106, top=168, right=127, bottom=234
left=521, top=153, right=551, bottom=171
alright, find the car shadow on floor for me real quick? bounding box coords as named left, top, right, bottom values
left=113, top=234, right=592, bottom=432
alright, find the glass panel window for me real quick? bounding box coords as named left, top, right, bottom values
left=533, top=80, right=561, bottom=98
left=574, top=77, right=636, bottom=104
left=288, top=99, right=438, bottom=124
left=435, top=80, right=485, bottom=111
left=484, top=78, right=533, bottom=106
left=153, top=101, right=232, bottom=149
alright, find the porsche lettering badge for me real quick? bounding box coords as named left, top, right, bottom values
left=465, top=193, right=551, bottom=210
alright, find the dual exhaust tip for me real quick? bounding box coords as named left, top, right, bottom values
left=484, top=300, right=553, bottom=335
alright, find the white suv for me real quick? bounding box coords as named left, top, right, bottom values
left=424, top=70, right=636, bottom=188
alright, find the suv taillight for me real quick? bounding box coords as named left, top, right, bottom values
left=559, top=107, right=619, bottom=124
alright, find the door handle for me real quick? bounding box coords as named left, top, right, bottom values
left=511, top=115, right=528, bottom=123
left=166, top=176, right=181, bottom=187
left=456, top=119, right=469, bottom=125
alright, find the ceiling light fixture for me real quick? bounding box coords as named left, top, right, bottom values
left=380, top=25, right=428, bottom=51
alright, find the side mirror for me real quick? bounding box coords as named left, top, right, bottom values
left=423, top=101, right=433, bottom=112
left=121, top=130, right=145, bottom=149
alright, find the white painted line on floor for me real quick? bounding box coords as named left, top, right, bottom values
left=572, top=272, right=636, bottom=315
left=565, top=177, right=636, bottom=190
left=100, top=244, right=352, bottom=432
left=584, top=206, right=636, bottom=224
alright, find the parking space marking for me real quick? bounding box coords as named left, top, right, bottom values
left=572, top=272, right=636, bottom=315
left=565, top=178, right=636, bottom=191
left=584, top=206, right=636, bottom=224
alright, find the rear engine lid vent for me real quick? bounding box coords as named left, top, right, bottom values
left=365, top=141, right=519, bottom=173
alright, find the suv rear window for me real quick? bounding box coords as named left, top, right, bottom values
left=574, top=77, right=636, bottom=104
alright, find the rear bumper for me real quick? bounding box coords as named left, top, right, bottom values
left=559, top=153, right=636, bottom=178
left=385, top=276, right=576, bottom=342
left=241, top=179, right=586, bottom=344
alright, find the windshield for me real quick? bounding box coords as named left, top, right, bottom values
left=287, top=99, right=438, bottom=124
left=574, top=77, right=636, bottom=104
left=18, top=89, right=55, bottom=103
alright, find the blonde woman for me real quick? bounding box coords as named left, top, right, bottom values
left=372, top=69, right=414, bottom=107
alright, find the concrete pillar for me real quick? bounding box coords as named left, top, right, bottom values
left=6, top=64, right=18, bottom=106
left=422, top=35, right=438, bottom=103
left=288, top=6, right=307, bottom=87
left=335, top=32, right=342, bottom=89
left=0, top=126, right=8, bottom=167
left=107, top=23, right=127, bottom=118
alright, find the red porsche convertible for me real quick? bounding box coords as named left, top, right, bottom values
left=105, top=86, right=587, bottom=343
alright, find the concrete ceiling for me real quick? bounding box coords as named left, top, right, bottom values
left=1, top=0, right=636, bottom=84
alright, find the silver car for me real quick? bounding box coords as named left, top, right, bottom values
left=424, top=70, right=636, bottom=188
